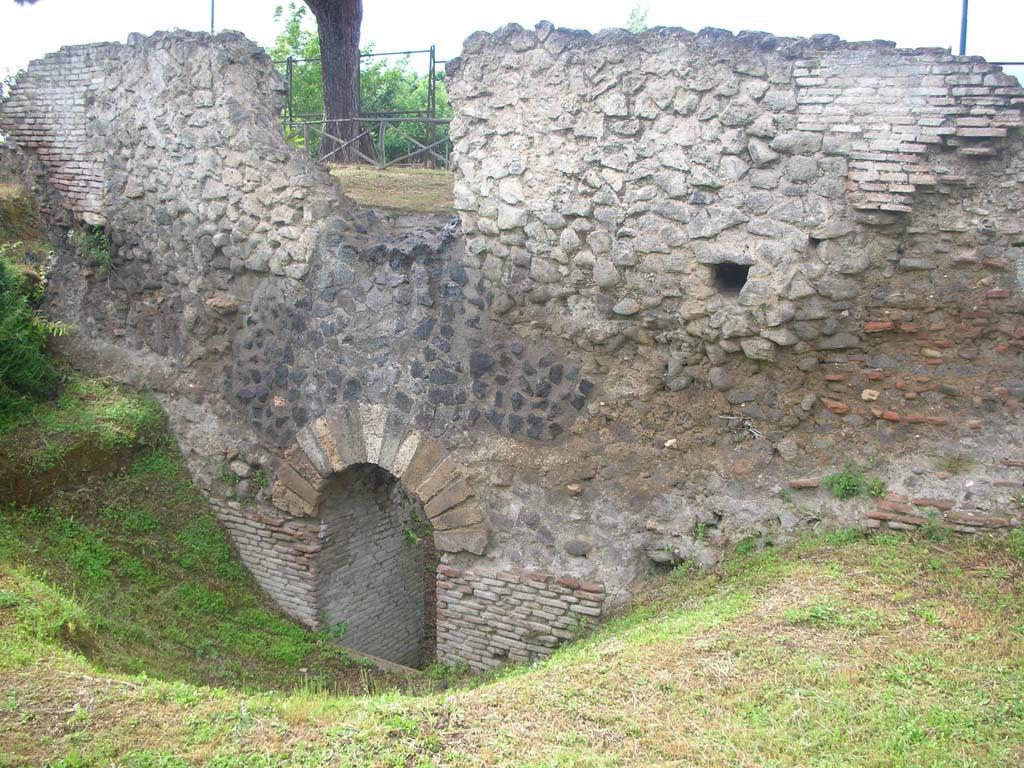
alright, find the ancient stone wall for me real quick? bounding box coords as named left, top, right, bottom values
left=2, top=26, right=1023, bottom=673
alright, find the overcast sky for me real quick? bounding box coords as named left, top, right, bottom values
left=1, top=0, right=1021, bottom=82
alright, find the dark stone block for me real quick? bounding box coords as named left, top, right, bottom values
left=579, top=378, right=594, bottom=396
left=449, top=262, right=468, bottom=285
left=527, top=415, right=544, bottom=439
left=428, top=387, right=455, bottom=405
left=343, top=378, right=361, bottom=400
left=412, top=318, right=435, bottom=341
left=470, top=351, right=495, bottom=378
left=507, top=414, right=524, bottom=433
left=548, top=363, right=563, bottom=384
left=394, top=390, right=413, bottom=413
left=510, top=392, right=525, bottom=411
left=429, top=367, right=458, bottom=385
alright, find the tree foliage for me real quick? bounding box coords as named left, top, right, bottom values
left=627, top=3, right=649, bottom=33
left=270, top=2, right=451, bottom=164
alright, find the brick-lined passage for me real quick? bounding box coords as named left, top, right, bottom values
left=315, top=464, right=432, bottom=668
left=436, top=566, right=604, bottom=671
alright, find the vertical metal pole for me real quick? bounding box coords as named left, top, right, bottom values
left=959, top=0, right=969, bottom=56
left=427, top=45, right=436, bottom=168
left=287, top=57, right=294, bottom=127
left=378, top=120, right=386, bottom=169
left=210, top=0, right=215, bottom=34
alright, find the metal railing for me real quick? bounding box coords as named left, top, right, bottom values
left=288, top=116, right=451, bottom=168
left=275, top=46, right=452, bottom=167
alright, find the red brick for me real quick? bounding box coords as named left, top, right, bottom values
left=1000, top=459, right=1024, bottom=468
left=882, top=410, right=902, bottom=422
left=935, top=471, right=954, bottom=479
left=987, top=288, right=1010, bottom=299
left=900, top=322, right=921, bottom=333
left=877, top=499, right=912, bottom=514
left=824, top=374, right=848, bottom=382
left=864, top=320, right=895, bottom=333
left=557, top=576, right=580, bottom=589
left=437, top=565, right=463, bottom=578
left=993, top=479, right=1023, bottom=488
left=789, top=478, right=820, bottom=489
left=821, top=397, right=850, bottom=415
left=866, top=371, right=886, bottom=381
left=906, top=413, right=927, bottom=423
left=578, top=581, right=605, bottom=594
left=912, top=498, right=954, bottom=511
left=966, top=420, right=982, bottom=430
left=867, top=510, right=899, bottom=522
left=926, top=416, right=949, bottom=426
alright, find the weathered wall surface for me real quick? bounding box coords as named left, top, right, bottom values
left=443, top=22, right=1024, bottom=562
left=2, top=25, right=1023, bottom=670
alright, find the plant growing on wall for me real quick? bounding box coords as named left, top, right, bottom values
left=821, top=460, right=886, bottom=501
left=69, top=225, right=111, bottom=274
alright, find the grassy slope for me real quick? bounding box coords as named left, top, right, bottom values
left=329, top=166, right=454, bottom=213
left=0, top=378, right=432, bottom=709
left=1, top=520, right=1021, bottom=766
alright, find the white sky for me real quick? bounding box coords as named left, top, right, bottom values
left=1, top=0, right=1022, bottom=82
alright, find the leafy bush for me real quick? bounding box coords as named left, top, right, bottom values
left=0, top=254, right=58, bottom=419
left=822, top=460, right=886, bottom=501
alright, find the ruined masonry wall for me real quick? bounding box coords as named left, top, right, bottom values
left=447, top=24, right=1024, bottom=365
left=437, top=565, right=604, bottom=669
left=1, top=45, right=106, bottom=223
left=4, top=28, right=1024, bottom=674
left=0, top=31, right=605, bottom=672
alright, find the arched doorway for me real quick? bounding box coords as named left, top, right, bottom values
left=313, top=463, right=437, bottom=668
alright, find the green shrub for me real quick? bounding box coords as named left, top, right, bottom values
left=0, top=256, right=58, bottom=418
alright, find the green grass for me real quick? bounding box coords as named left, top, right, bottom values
left=2, top=522, right=1021, bottom=766
left=329, top=165, right=453, bottom=213
left=0, top=377, right=418, bottom=707
left=1, top=376, right=1021, bottom=765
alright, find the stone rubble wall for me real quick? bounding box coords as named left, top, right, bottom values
left=3, top=27, right=1024, bottom=674
left=0, top=30, right=606, bottom=671
left=436, top=564, right=604, bottom=670
left=446, top=23, right=1024, bottom=366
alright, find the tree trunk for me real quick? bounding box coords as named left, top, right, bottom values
left=305, top=0, right=362, bottom=163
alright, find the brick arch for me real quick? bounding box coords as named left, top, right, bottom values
left=270, top=403, right=488, bottom=556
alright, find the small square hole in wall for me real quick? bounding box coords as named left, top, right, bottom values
left=712, top=262, right=750, bottom=296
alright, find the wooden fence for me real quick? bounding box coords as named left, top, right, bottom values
left=286, top=116, right=452, bottom=169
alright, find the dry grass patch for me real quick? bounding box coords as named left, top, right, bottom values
left=330, top=165, right=454, bottom=213
left=437, top=535, right=1024, bottom=767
